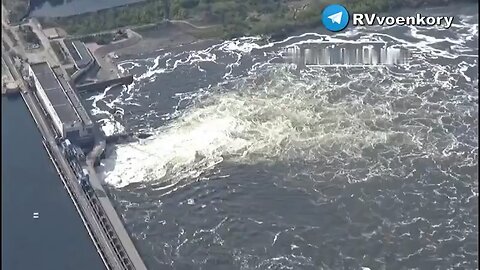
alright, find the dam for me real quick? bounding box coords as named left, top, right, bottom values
left=2, top=13, right=147, bottom=270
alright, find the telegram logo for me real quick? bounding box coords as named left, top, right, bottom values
left=321, top=4, right=349, bottom=32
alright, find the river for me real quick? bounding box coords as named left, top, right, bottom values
left=1, top=96, right=105, bottom=270
left=84, top=4, right=478, bottom=270
left=29, top=0, right=145, bottom=17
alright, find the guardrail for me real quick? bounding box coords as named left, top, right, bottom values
left=21, top=90, right=126, bottom=270
left=42, top=140, right=112, bottom=269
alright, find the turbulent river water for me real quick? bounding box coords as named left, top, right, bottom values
left=83, top=5, right=478, bottom=270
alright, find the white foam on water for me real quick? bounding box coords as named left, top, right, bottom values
left=98, top=18, right=477, bottom=189
left=86, top=85, right=115, bottom=116
left=86, top=84, right=126, bottom=136
left=216, top=37, right=264, bottom=53
left=101, top=66, right=424, bottom=188
left=118, top=60, right=142, bottom=75
left=99, top=118, right=126, bottom=137
left=98, top=12, right=478, bottom=270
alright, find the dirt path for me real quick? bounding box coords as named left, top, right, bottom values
left=166, top=19, right=218, bottom=30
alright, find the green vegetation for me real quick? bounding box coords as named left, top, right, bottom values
left=79, top=33, right=116, bottom=45
left=40, top=1, right=165, bottom=36
left=18, top=25, right=40, bottom=45
left=2, top=0, right=29, bottom=22
left=39, top=0, right=464, bottom=39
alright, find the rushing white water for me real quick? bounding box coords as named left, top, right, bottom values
left=102, top=67, right=407, bottom=187
left=102, top=60, right=476, bottom=188
left=89, top=6, right=478, bottom=270
left=95, top=11, right=478, bottom=189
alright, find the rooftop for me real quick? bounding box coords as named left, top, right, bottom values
left=30, top=62, right=81, bottom=126
left=64, top=40, right=93, bottom=69
left=52, top=66, right=93, bottom=127
left=43, top=27, right=60, bottom=39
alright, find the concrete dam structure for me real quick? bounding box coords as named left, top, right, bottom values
left=29, top=62, right=94, bottom=144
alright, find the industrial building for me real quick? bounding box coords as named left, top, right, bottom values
left=64, top=40, right=94, bottom=69
left=28, top=62, right=94, bottom=144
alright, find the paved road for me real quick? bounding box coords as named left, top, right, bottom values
left=167, top=19, right=217, bottom=29
left=27, top=18, right=63, bottom=64
left=91, top=29, right=141, bottom=79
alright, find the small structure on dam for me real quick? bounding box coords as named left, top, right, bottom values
left=2, top=81, right=20, bottom=95
left=3, top=15, right=148, bottom=269
left=59, top=38, right=134, bottom=92
left=64, top=40, right=94, bottom=70
left=28, top=62, right=94, bottom=145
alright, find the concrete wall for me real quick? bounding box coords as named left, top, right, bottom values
left=76, top=75, right=133, bottom=92
left=70, top=57, right=95, bottom=83
left=30, top=67, right=65, bottom=137
left=29, top=65, right=89, bottom=140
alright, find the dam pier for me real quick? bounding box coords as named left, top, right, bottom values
left=2, top=6, right=146, bottom=270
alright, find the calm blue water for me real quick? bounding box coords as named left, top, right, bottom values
left=1, top=96, right=105, bottom=270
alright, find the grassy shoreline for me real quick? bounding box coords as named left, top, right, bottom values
left=2, top=0, right=30, bottom=22
left=37, top=0, right=474, bottom=40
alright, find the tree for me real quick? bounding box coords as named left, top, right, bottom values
left=162, top=0, right=171, bottom=20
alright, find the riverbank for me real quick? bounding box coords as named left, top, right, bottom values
left=35, top=0, right=477, bottom=40
left=112, top=1, right=476, bottom=60
left=113, top=22, right=220, bottom=59
left=1, top=0, right=29, bottom=22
